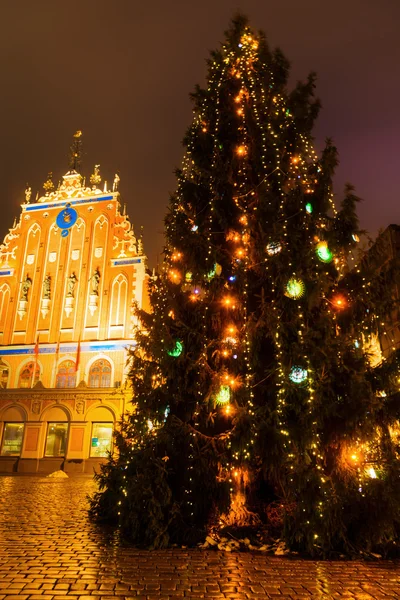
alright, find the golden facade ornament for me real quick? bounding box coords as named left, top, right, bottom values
left=43, top=172, right=55, bottom=194
left=113, top=172, right=120, bottom=192
left=24, top=185, right=32, bottom=204
left=90, top=164, right=101, bottom=188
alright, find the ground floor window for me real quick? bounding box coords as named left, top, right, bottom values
left=45, top=423, right=68, bottom=457
left=1, top=423, right=24, bottom=456
left=90, top=422, right=113, bottom=457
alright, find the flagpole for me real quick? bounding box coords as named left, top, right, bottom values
left=75, top=337, right=81, bottom=386
left=53, top=334, right=60, bottom=387
left=31, top=334, right=39, bottom=388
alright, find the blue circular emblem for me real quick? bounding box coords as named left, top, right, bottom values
left=56, top=204, right=78, bottom=230
left=61, top=230, right=69, bottom=238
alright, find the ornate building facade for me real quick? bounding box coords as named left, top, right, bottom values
left=0, top=136, right=148, bottom=473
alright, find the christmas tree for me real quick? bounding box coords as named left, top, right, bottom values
left=90, top=15, right=400, bottom=555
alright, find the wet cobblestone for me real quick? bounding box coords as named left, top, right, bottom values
left=0, top=475, right=400, bottom=599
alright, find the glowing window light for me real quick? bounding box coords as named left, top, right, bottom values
left=266, top=241, right=282, bottom=256
left=285, top=278, right=305, bottom=299
left=305, top=203, right=313, bottom=214
left=167, top=340, right=183, bottom=358
left=289, top=366, right=308, bottom=384
left=215, top=385, right=231, bottom=404
left=316, top=242, right=333, bottom=263
left=367, top=467, right=377, bottom=479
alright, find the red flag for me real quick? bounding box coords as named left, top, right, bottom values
left=75, top=337, right=81, bottom=372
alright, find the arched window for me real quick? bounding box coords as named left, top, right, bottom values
left=0, top=284, right=10, bottom=335
left=18, top=362, right=40, bottom=388
left=89, top=359, right=111, bottom=388
left=0, top=359, right=9, bottom=389
left=109, top=274, right=128, bottom=331
left=56, top=360, right=76, bottom=388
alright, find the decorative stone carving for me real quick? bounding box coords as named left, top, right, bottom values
left=90, top=268, right=100, bottom=295
left=17, top=299, right=28, bottom=320
left=65, top=296, right=74, bottom=318
left=25, top=185, right=32, bottom=204
left=67, top=273, right=77, bottom=298
left=75, top=400, right=85, bottom=414
left=32, top=399, right=41, bottom=414
left=88, top=294, right=98, bottom=316
left=43, top=275, right=51, bottom=299
left=20, top=276, right=32, bottom=301
left=41, top=298, right=50, bottom=319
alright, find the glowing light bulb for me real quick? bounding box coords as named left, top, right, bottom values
left=215, top=385, right=231, bottom=404
left=332, top=294, right=347, bottom=310
left=285, top=278, right=305, bottom=299
left=236, top=145, right=247, bottom=156
left=289, top=366, right=308, bottom=384
left=223, top=297, right=236, bottom=309
left=316, top=242, right=333, bottom=263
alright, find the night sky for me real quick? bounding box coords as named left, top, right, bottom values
left=1, top=0, right=399, bottom=267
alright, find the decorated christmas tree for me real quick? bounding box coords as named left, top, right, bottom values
left=90, top=15, right=400, bottom=555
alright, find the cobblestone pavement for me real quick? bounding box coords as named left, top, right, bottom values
left=0, top=476, right=400, bottom=599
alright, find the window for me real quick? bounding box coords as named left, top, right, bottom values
left=45, top=423, right=68, bottom=457
left=56, top=360, right=76, bottom=388
left=18, top=362, right=40, bottom=388
left=90, top=423, right=113, bottom=457
left=0, top=360, right=9, bottom=389
left=89, top=359, right=111, bottom=388
left=1, top=423, right=24, bottom=456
